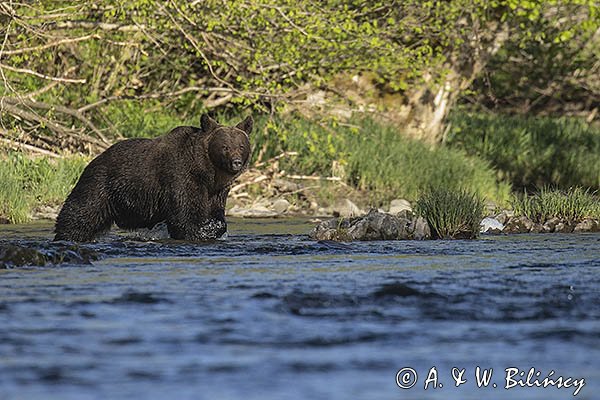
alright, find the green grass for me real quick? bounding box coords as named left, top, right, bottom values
left=415, top=188, right=485, bottom=239
left=0, top=154, right=88, bottom=223
left=511, top=187, right=600, bottom=224
left=446, top=110, right=600, bottom=190
left=237, top=114, right=510, bottom=207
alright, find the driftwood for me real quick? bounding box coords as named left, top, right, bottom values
left=0, top=132, right=61, bottom=158
left=0, top=101, right=109, bottom=153
left=2, top=97, right=110, bottom=145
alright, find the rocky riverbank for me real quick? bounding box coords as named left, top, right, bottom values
left=482, top=211, right=600, bottom=234
left=310, top=206, right=600, bottom=241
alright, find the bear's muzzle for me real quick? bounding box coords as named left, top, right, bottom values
left=231, top=159, right=244, bottom=172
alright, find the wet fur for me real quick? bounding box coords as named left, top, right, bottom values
left=54, top=115, right=252, bottom=242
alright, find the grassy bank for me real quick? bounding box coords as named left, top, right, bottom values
left=3, top=108, right=599, bottom=226
left=246, top=115, right=511, bottom=206
left=511, top=187, right=600, bottom=223
left=0, top=154, right=88, bottom=224
left=0, top=110, right=511, bottom=223
left=446, top=111, right=600, bottom=190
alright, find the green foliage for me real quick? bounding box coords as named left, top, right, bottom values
left=511, top=187, right=600, bottom=223
left=0, top=155, right=88, bottom=224
left=416, top=188, right=485, bottom=239
left=103, top=100, right=198, bottom=138
left=446, top=111, right=600, bottom=190
left=222, top=113, right=510, bottom=206
left=4, top=0, right=597, bottom=116
left=470, top=0, right=599, bottom=113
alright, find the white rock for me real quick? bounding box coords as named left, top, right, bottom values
left=480, top=217, right=504, bottom=233
left=389, top=199, right=412, bottom=214
left=227, top=205, right=278, bottom=218
left=333, top=199, right=363, bottom=217
left=271, top=199, right=290, bottom=214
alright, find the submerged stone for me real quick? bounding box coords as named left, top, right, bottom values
left=0, top=245, right=47, bottom=267
left=574, top=218, right=600, bottom=232
left=0, top=244, right=98, bottom=268
left=309, top=209, right=429, bottom=241
left=503, top=216, right=534, bottom=234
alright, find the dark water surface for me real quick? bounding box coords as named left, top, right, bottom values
left=1, top=219, right=599, bottom=400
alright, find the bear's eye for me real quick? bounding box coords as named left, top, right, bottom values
left=222, top=145, right=229, bottom=151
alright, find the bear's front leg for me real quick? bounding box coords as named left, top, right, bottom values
left=167, top=216, right=226, bottom=241
left=166, top=186, right=228, bottom=241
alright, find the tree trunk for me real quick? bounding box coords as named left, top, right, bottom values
left=300, top=20, right=510, bottom=146
left=402, top=22, right=510, bottom=145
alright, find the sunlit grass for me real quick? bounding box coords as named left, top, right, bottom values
left=231, top=114, right=510, bottom=207
left=447, top=110, right=600, bottom=190
left=0, top=154, right=88, bottom=223
left=511, top=187, right=600, bottom=223
left=416, top=188, right=484, bottom=239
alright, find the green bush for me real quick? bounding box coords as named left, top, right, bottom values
left=0, top=154, right=88, bottom=224
left=511, top=187, right=600, bottom=224
left=416, top=188, right=485, bottom=239
left=446, top=111, right=600, bottom=190
left=226, top=114, right=510, bottom=206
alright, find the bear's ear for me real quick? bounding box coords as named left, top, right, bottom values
left=235, top=116, right=253, bottom=136
left=200, top=114, right=219, bottom=133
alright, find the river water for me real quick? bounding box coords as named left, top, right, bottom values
left=0, top=219, right=599, bottom=400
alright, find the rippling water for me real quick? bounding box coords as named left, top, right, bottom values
left=1, top=219, right=599, bottom=400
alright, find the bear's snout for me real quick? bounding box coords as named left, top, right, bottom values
left=231, top=159, right=244, bottom=171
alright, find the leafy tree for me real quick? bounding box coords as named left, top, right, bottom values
left=0, top=0, right=597, bottom=152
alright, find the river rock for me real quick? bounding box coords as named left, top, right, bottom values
left=409, top=216, right=431, bottom=240
left=272, top=178, right=301, bottom=193
left=480, top=217, right=504, bottom=234
left=389, top=199, right=412, bottom=215
left=574, top=218, right=599, bottom=232
left=272, top=199, right=290, bottom=214
left=309, top=209, right=422, bottom=241
left=227, top=205, right=279, bottom=218
left=0, top=244, right=98, bottom=268
left=530, top=223, right=544, bottom=233
left=332, top=198, right=363, bottom=217
left=503, top=216, right=533, bottom=234
left=494, top=210, right=514, bottom=225
left=554, top=221, right=574, bottom=233
left=32, top=205, right=60, bottom=221
left=543, top=217, right=560, bottom=233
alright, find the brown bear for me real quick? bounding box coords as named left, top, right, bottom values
left=54, top=114, right=252, bottom=242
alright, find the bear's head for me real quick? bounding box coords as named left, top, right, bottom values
left=202, top=114, right=252, bottom=175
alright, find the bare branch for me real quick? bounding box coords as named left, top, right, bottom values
left=0, top=34, right=100, bottom=56
left=0, top=63, right=86, bottom=83
left=77, top=86, right=236, bottom=113
left=254, top=151, right=299, bottom=168
left=1, top=102, right=108, bottom=149
left=0, top=131, right=62, bottom=158
left=51, top=21, right=145, bottom=32
left=2, top=97, right=111, bottom=144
